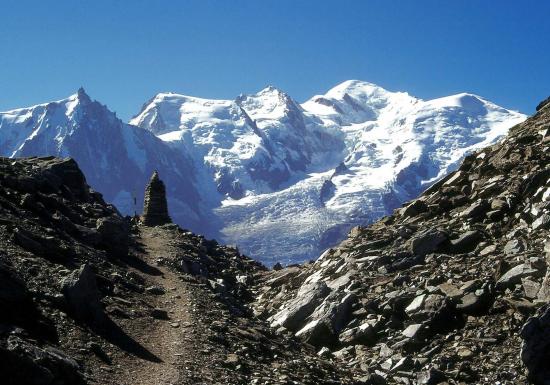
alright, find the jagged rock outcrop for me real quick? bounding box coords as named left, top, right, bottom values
left=141, top=171, right=171, bottom=226
left=255, top=98, right=550, bottom=384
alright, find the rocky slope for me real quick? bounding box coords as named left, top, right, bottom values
left=0, top=157, right=358, bottom=384
left=1, top=82, right=525, bottom=265
left=254, top=98, right=550, bottom=384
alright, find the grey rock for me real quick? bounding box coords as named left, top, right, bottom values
left=460, top=199, right=489, bottom=219
left=405, top=294, right=452, bottom=324
left=496, top=264, right=539, bottom=289
left=537, top=271, right=550, bottom=302
left=2, top=335, right=83, bottom=385
left=402, top=323, right=426, bottom=340
left=390, top=356, right=414, bottom=372
left=338, top=320, right=378, bottom=346
left=295, top=292, right=356, bottom=347
left=269, top=281, right=330, bottom=331
left=417, top=367, right=446, bottom=385
left=95, top=215, right=129, bottom=256
left=409, top=228, right=447, bottom=257
left=449, top=230, right=483, bottom=253
left=521, top=305, right=550, bottom=384
left=295, top=319, right=336, bottom=347
left=61, top=264, right=106, bottom=326
left=456, top=282, right=494, bottom=315
left=402, top=200, right=428, bottom=217
left=355, top=373, right=386, bottom=385
left=522, top=278, right=541, bottom=300
left=532, top=214, right=550, bottom=230
left=437, top=282, right=463, bottom=300
left=504, top=239, right=525, bottom=255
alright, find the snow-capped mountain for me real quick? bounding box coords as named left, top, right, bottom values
left=0, top=88, right=205, bottom=233
left=1, top=81, right=526, bottom=265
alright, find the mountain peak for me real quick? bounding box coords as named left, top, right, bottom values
left=260, top=85, right=284, bottom=94
left=75, top=86, right=92, bottom=104
left=327, top=79, right=389, bottom=96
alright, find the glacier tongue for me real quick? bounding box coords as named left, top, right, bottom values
left=1, top=82, right=526, bottom=265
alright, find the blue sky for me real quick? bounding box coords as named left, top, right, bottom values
left=1, top=0, right=548, bottom=120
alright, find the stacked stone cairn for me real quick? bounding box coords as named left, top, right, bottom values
left=142, top=171, right=171, bottom=226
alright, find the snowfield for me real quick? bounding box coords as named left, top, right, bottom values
left=1, top=81, right=526, bottom=265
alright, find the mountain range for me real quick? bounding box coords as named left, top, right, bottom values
left=0, top=81, right=526, bottom=264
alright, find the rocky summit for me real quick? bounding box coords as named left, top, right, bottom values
left=0, top=97, right=548, bottom=385
left=254, top=99, right=550, bottom=384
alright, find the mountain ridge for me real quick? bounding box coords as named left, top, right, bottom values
left=1, top=81, right=527, bottom=264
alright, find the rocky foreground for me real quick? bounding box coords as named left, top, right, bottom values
left=255, top=99, right=550, bottom=384
left=0, top=157, right=355, bottom=384
left=0, top=97, right=548, bottom=385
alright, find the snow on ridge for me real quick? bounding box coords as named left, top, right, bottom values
left=0, top=82, right=528, bottom=265
left=130, top=80, right=527, bottom=265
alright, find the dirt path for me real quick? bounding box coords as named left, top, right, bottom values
left=88, top=225, right=355, bottom=385
left=107, top=226, right=202, bottom=385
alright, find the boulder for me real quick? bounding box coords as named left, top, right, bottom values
left=95, top=215, right=129, bottom=257
left=449, top=230, right=483, bottom=253
left=0, top=262, right=37, bottom=326
left=402, top=200, right=428, bottom=217
left=522, top=278, right=541, bottom=300
left=0, top=263, right=30, bottom=308
left=338, top=319, right=378, bottom=346
left=295, top=319, right=336, bottom=348
left=536, top=96, right=550, bottom=111
left=538, top=272, right=550, bottom=302
left=402, top=323, right=427, bottom=341
left=269, top=282, right=330, bottom=331
left=405, top=294, right=451, bottom=322
left=0, top=335, right=84, bottom=385
left=456, top=281, right=494, bottom=315
left=61, top=264, right=106, bottom=326
left=496, top=264, right=539, bottom=290
left=437, top=282, right=464, bottom=300
left=417, top=367, right=446, bottom=385
left=521, top=305, right=550, bottom=384
left=532, top=214, right=550, bottom=231
left=460, top=199, right=489, bottom=219
left=405, top=293, right=458, bottom=333
left=503, top=239, right=525, bottom=255
left=295, top=292, right=356, bottom=347
left=409, top=229, right=447, bottom=257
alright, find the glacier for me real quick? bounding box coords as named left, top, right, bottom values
left=1, top=81, right=526, bottom=265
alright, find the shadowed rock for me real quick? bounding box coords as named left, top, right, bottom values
left=61, top=264, right=106, bottom=327
left=141, top=171, right=171, bottom=226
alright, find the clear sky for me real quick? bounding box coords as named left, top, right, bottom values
left=1, top=0, right=548, bottom=120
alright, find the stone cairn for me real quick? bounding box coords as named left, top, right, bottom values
left=141, top=171, right=171, bottom=226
